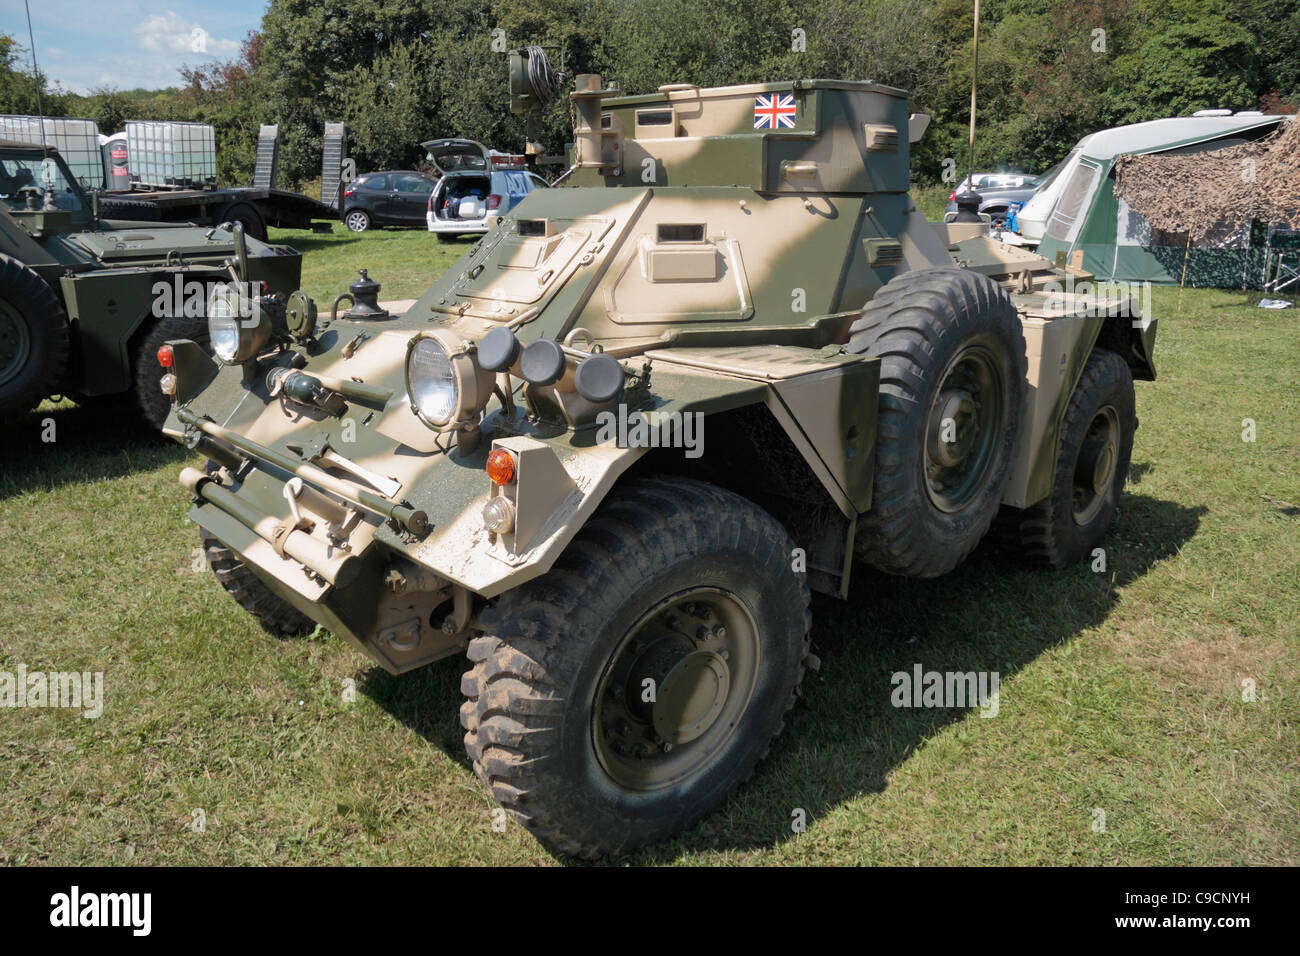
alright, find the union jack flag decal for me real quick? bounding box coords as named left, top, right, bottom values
left=753, top=93, right=797, bottom=130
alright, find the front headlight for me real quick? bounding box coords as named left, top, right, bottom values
left=406, top=329, right=497, bottom=430
left=207, top=285, right=270, bottom=364
left=408, top=337, right=459, bottom=425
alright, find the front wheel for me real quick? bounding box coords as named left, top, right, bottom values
left=198, top=467, right=314, bottom=638
left=459, top=477, right=812, bottom=859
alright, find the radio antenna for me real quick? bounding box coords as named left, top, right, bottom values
left=966, top=0, right=980, bottom=189
left=23, top=0, right=50, bottom=158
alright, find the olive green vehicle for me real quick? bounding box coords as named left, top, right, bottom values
left=0, top=139, right=302, bottom=427
left=159, top=75, right=1157, bottom=858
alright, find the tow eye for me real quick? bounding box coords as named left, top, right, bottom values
left=271, top=478, right=316, bottom=556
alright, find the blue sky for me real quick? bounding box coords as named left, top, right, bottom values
left=4, top=0, right=268, bottom=94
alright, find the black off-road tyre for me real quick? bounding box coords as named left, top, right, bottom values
left=218, top=202, right=267, bottom=242
left=459, top=477, right=813, bottom=859
left=847, top=267, right=1027, bottom=578
left=132, top=315, right=211, bottom=430
left=97, top=197, right=161, bottom=222
left=198, top=465, right=314, bottom=637
left=0, top=254, right=70, bottom=422
left=201, top=529, right=314, bottom=637
left=1000, top=348, right=1135, bottom=568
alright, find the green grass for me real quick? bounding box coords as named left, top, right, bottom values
left=0, top=265, right=1296, bottom=864
left=912, top=183, right=953, bottom=222
left=270, top=223, right=474, bottom=306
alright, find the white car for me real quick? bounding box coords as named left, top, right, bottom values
left=423, top=139, right=548, bottom=237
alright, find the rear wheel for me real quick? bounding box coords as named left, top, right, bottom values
left=1002, top=348, right=1135, bottom=567
left=847, top=267, right=1027, bottom=577
left=344, top=209, right=371, bottom=233
left=218, top=202, right=267, bottom=242
left=132, top=315, right=211, bottom=430
left=0, top=254, right=70, bottom=421
left=459, top=477, right=812, bottom=859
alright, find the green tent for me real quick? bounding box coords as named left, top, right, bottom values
left=1027, top=114, right=1289, bottom=287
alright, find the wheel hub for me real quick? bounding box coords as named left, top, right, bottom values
left=622, top=633, right=732, bottom=745
left=1071, top=405, right=1121, bottom=525
left=593, top=589, right=758, bottom=791
left=923, top=346, right=1003, bottom=513
left=0, top=302, right=31, bottom=388
left=1077, top=433, right=1116, bottom=496
left=652, top=651, right=730, bottom=745
left=929, top=389, right=978, bottom=466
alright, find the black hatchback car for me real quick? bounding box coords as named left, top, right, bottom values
left=341, top=170, right=437, bottom=232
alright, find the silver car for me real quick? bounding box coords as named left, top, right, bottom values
left=945, top=171, right=1044, bottom=227
left=423, top=139, right=548, bottom=238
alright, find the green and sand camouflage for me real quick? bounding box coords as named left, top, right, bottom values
left=1, top=139, right=301, bottom=396
left=164, top=79, right=1152, bottom=675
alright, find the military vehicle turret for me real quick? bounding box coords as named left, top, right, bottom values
left=0, top=138, right=302, bottom=427
left=157, top=72, right=1156, bottom=858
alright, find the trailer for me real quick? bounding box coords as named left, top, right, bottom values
left=4, top=115, right=345, bottom=239
left=98, top=185, right=338, bottom=240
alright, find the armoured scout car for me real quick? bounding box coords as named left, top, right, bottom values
left=0, top=138, right=301, bottom=427
left=159, top=76, right=1157, bottom=858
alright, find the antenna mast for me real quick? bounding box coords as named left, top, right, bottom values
left=967, top=0, right=980, bottom=188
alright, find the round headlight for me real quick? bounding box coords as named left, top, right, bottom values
left=408, top=337, right=459, bottom=425
left=206, top=285, right=270, bottom=364
left=406, top=329, right=500, bottom=431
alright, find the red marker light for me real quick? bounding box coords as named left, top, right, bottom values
left=157, top=344, right=174, bottom=368
left=487, top=194, right=502, bottom=211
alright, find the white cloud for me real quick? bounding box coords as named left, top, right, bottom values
left=134, top=11, right=239, bottom=57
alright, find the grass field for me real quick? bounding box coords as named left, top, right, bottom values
left=0, top=229, right=1295, bottom=865
left=283, top=222, right=474, bottom=305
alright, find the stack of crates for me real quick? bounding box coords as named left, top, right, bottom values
left=0, top=115, right=104, bottom=190
left=125, top=121, right=216, bottom=188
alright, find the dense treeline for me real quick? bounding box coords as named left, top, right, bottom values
left=2, top=0, right=1297, bottom=188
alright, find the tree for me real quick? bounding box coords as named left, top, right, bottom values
left=1102, top=16, right=1261, bottom=123
left=0, top=33, right=71, bottom=116
left=84, top=87, right=133, bottom=133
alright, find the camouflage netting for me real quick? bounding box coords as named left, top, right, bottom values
left=1113, top=118, right=1300, bottom=241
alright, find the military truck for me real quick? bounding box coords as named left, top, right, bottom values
left=0, top=138, right=302, bottom=428
left=158, top=75, right=1156, bottom=858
